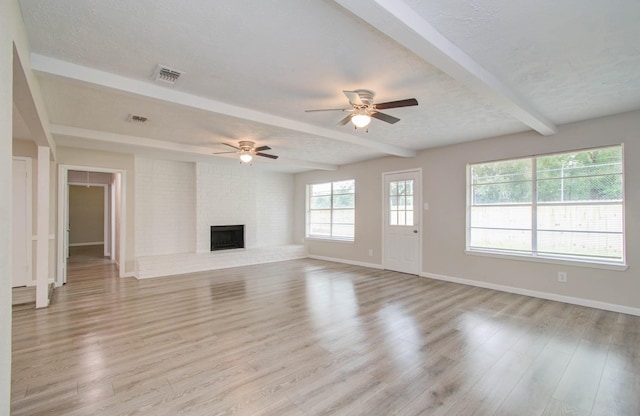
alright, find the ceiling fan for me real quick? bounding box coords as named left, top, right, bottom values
left=305, top=89, right=418, bottom=130
left=214, top=141, right=278, bottom=164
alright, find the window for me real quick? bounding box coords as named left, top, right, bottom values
left=307, top=179, right=355, bottom=241
left=467, top=145, right=625, bottom=266
left=389, top=179, right=415, bottom=226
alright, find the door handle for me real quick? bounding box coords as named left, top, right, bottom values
left=413, top=230, right=418, bottom=234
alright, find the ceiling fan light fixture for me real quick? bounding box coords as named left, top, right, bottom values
left=352, top=113, right=371, bottom=128
left=240, top=153, right=253, bottom=163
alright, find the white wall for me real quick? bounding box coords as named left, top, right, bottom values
left=0, top=2, right=14, bottom=410
left=135, top=157, right=196, bottom=256
left=256, top=172, right=295, bottom=247
left=134, top=159, right=295, bottom=256
left=196, top=163, right=257, bottom=251
left=3, top=0, right=57, bottom=408
left=295, top=111, right=640, bottom=312
left=195, top=162, right=294, bottom=253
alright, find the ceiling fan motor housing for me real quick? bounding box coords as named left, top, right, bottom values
left=238, top=140, right=255, bottom=152
left=352, top=89, right=375, bottom=107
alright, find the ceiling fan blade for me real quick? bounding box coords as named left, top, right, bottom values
left=220, top=142, right=240, bottom=150
left=370, top=111, right=401, bottom=124
left=254, top=145, right=271, bottom=152
left=256, top=152, right=278, bottom=159
left=337, top=114, right=353, bottom=126
left=305, top=108, right=349, bottom=112
left=373, top=98, right=418, bottom=110
left=343, top=90, right=363, bottom=106
left=213, top=151, right=238, bottom=155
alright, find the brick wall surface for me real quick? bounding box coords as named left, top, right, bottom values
left=136, top=159, right=298, bottom=275
left=135, top=158, right=196, bottom=256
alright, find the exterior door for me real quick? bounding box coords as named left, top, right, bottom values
left=12, top=158, right=31, bottom=287
left=383, top=169, right=421, bottom=275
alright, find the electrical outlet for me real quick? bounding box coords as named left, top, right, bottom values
left=557, top=272, right=567, bottom=283
left=368, top=249, right=373, bottom=257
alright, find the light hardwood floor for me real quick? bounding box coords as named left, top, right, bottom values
left=11, top=249, right=640, bottom=415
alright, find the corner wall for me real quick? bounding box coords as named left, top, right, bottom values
left=0, top=1, right=14, bottom=410
left=295, top=110, right=640, bottom=311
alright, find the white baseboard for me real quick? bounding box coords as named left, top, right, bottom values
left=120, top=271, right=136, bottom=278
left=421, top=271, right=640, bottom=317
left=308, top=255, right=384, bottom=270
left=69, top=242, right=104, bottom=247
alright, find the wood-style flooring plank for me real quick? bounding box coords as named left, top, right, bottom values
left=11, top=246, right=640, bottom=415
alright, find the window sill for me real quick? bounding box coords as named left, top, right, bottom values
left=465, top=249, right=628, bottom=271
left=305, top=237, right=354, bottom=244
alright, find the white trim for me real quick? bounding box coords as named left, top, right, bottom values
left=56, top=166, right=66, bottom=286
left=120, top=271, right=136, bottom=278
left=69, top=242, right=104, bottom=247
left=57, top=165, right=127, bottom=286
left=104, top=184, right=110, bottom=257
left=305, top=237, right=354, bottom=244
left=67, top=182, right=110, bottom=255
left=308, top=254, right=383, bottom=270
left=31, top=235, right=54, bottom=240
left=36, top=146, right=50, bottom=308
left=12, top=157, right=33, bottom=288
left=421, top=271, right=640, bottom=317
left=465, top=249, right=628, bottom=271
left=110, top=180, right=116, bottom=260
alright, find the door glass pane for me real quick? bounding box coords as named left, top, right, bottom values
left=388, top=180, right=415, bottom=226
left=405, top=180, right=413, bottom=196
left=390, top=182, right=398, bottom=196
left=406, top=211, right=414, bottom=226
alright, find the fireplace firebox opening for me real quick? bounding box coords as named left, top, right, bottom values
left=210, top=225, right=245, bottom=251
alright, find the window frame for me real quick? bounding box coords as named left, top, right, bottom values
left=306, top=179, right=355, bottom=242
left=466, top=145, right=627, bottom=270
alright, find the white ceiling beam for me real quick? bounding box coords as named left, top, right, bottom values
left=334, top=0, right=557, bottom=136
left=32, top=54, right=415, bottom=158
left=13, top=49, right=57, bottom=157
left=49, top=124, right=338, bottom=171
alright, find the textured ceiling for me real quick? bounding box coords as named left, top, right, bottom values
left=16, top=0, right=640, bottom=172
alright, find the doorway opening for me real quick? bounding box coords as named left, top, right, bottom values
left=57, top=165, right=126, bottom=286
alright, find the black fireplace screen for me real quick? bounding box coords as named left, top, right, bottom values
left=210, top=225, right=245, bottom=251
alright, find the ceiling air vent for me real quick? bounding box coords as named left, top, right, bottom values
left=127, top=114, right=148, bottom=124
left=153, top=64, right=183, bottom=85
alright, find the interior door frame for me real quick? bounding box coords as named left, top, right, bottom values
left=381, top=168, right=423, bottom=274
left=12, top=156, right=33, bottom=287
left=67, top=182, right=111, bottom=257
left=57, top=165, right=127, bottom=286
